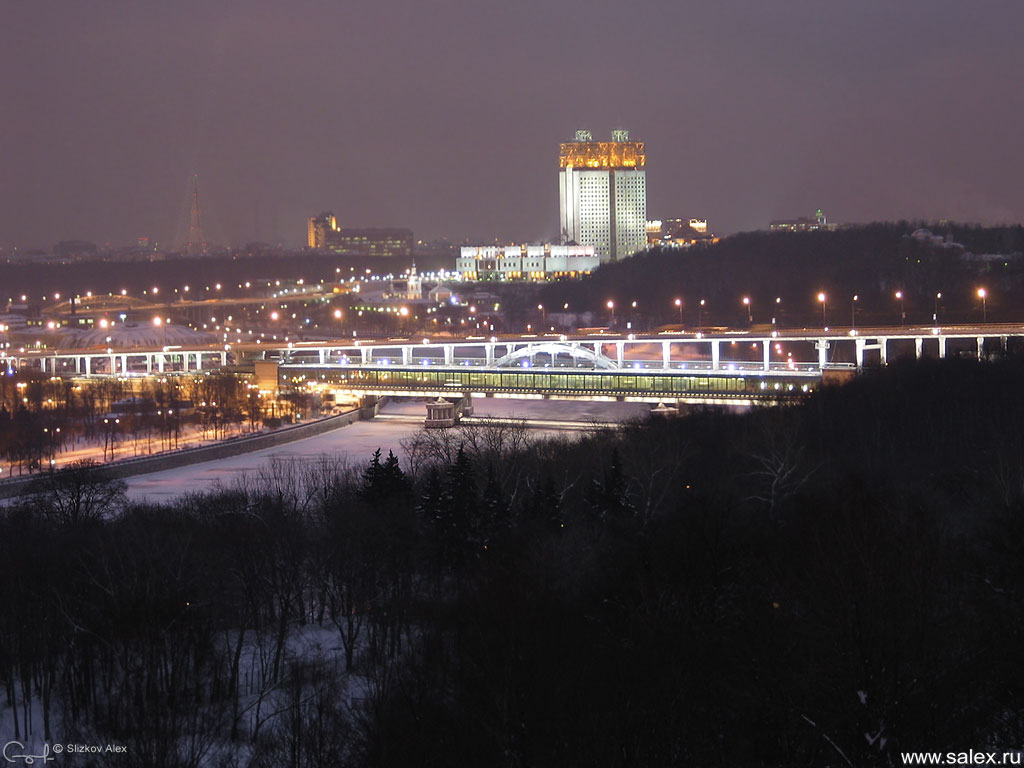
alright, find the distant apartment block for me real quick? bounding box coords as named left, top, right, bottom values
left=559, top=129, right=647, bottom=263
left=456, top=244, right=600, bottom=281
left=307, top=212, right=413, bottom=257
left=646, top=218, right=718, bottom=247
left=53, top=240, right=99, bottom=260
left=769, top=209, right=833, bottom=232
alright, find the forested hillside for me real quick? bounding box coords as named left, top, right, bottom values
left=4, top=359, right=1024, bottom=765
left=540, top=223, right=1024, bottom=327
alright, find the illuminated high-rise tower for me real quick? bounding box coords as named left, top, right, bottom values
left=559, top=129, right=647, bottom=263
left=308, top=212, right=338, bottom=248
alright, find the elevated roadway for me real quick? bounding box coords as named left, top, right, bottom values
left=5, top=324, right=1023, bottom=405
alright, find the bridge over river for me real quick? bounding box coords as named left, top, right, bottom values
left=6, top=325, right=1024, bottom=405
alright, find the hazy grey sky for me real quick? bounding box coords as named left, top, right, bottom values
left=2, top=0, right=1022, bottom=249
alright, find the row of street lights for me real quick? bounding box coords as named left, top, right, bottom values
left=659, top=289, right=991, bottom=330
left=669, top=295, right=781, bottom=329
left=822, top=288, right=988, bottom=327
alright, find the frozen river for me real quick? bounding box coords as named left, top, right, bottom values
left=125, top=397, right=652, bottom=502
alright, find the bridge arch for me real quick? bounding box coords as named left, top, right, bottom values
left=492, top=342, right=618, bottom=369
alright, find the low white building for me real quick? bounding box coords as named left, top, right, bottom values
left=456, top=244, right=600, bottom=281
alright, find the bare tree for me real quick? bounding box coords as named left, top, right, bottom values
left=25, top=459, right=127, bottom=527
left=744, top=412, right=819, bottom=514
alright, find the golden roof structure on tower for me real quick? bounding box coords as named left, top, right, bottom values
left=559, top=140, right=645, bottom=169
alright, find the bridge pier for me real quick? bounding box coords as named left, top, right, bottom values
left=157, top=353, right=165, bottom=373
left=816, top=340, right=829, bottom=369
left=855, top=338, right=865, bottom=369
left=977, top=336, right=984, bottom=360
left=915, top=338, right=923, bottom=360
left=402, top=347, right=411, bottom=366
left=763, top=340, right=771, bottom=371
left=319, top=349, right=326, bottom=365
left=361, top=347, right=369, bottom=365
left=444, top=345, right=454, bottom=366
left=485, top=343, right=495, bottom=365
left=615, top=341, right=624, bottom=368
left=425, top=398, right=456, bottom=428
left=662, top=341, right=670, bottom=369
left=938, top=336, right=946, bottom=358
left=879, top=338, right=888, bottom=365
left=359, top=395, right=382, bottom=419
left=711, top=340, right=720, bottom=370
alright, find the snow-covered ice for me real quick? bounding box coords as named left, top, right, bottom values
left=125, top=397, right=651, bottom=502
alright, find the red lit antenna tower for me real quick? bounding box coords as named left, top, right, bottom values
left=185, top=174, right=208, bottom=256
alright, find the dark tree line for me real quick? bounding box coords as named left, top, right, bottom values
left=4, top=358, right=1024, bottom=765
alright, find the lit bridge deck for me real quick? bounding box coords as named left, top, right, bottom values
left=5, top=325, right=1024, bottom=404
left=288, top=363, right=817, bottom=404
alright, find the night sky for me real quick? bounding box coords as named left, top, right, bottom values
left=2, top=0, right=1022, bottom=250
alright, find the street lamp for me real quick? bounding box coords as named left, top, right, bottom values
left=153, top=315, right=167, bottom=347
left=851, top=294, right=859, bottom=329
left=538, top=304, right=545, bottom=324
left=817, top=292, right=827, bottom=327
left=978, top=288, right=987, bottom=322
left=773, top=297, right=781, bottom=329
left=698, top=299, right=706, bottom=330
left=742, top=296, right=752, bottom=325
left=607, top=300, right=615, bottom=326
left=934, top=292, right=942, bottom=325
left=895, top=290, right=905, bottom=326
left=674, top=298, right=683, bottom=325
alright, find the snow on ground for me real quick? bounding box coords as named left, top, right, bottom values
left=124, top=419, right=421, bottom=502
left=125, top=397, right=652, bottom=503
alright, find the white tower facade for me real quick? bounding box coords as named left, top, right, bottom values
left=559, top=129, right=647, bottom=263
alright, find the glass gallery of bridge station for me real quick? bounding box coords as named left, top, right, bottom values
left=292, top=365, right=815, bottom=402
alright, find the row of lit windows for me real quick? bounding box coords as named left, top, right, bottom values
left=324, top=368, right=791, bottom=396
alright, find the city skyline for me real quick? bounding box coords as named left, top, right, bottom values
left=2, top=1, right=1023, bottom=250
